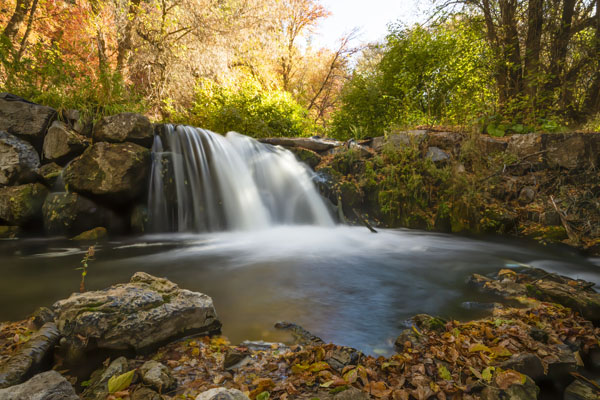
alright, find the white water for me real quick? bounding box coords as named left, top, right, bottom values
left=148, top=125, right=334, bottom=232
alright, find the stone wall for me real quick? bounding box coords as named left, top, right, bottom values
left=0, top=94, right=153, bottom=239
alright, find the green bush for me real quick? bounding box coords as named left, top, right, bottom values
left=176, top=78, right=315, bottom=138
left=329, top=19, right=496, bottom=140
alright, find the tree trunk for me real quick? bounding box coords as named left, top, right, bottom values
left=2, top=0, right=32, bottom=43
left=116, top=0, right=142, bottom=73
left=499, top=0, right=523, bottom=101
left=524, top=0, right=544, bottom=106
left=15, top=0, right=38, bottom=62
left=584, top=0, right=600, bottom=116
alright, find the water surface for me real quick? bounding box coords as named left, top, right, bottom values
left=1, top=226, right=598, bottom=355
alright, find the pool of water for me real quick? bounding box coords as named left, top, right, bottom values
left=1, top=226, right=598, bottom=355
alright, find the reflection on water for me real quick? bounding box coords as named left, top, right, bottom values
left=0, top=226, right=598, bottom=355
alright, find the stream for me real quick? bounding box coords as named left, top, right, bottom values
left=1, top=226, right=598, bottom=355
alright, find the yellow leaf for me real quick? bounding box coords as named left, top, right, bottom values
left=468, top=343, right=491, bottom=353
left=107, top=370, right=134, bottom=393
left=437, top=365, right=451, bottom=381
left=481, top=367, right=494, bottom=382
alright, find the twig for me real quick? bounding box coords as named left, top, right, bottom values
left=570, top=372, right=600, bottom=392
left=550, top=196, right=580, bottom=244
left=352, top=208, right=378, bottom=233
left=479, top=149, right=550, bottom=183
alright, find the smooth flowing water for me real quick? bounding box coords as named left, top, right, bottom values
left=1, top=228, right=598, bottom=355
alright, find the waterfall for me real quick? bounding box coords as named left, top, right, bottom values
left=147, top=125, right=334, bottom=232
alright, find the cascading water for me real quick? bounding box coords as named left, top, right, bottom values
left=148, top=125, right=334, bottom=232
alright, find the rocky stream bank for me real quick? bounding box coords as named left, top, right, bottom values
left=1, top=267, right=600, bottom=400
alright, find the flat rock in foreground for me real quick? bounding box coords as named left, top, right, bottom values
left=52, top=272, right=221, bottom=357
left=0, top=370, right=78, bottom=400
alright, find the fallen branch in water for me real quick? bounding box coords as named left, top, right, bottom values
left=353, top=208, right=377, bottom=233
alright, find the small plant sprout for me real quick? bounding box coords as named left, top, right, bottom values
left=77, top=245, right=96, bottom=293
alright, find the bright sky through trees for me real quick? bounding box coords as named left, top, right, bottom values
left=314, top=0, right=430, bottom=48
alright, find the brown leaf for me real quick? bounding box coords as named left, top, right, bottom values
left=495, top=370, right=525, bottom=390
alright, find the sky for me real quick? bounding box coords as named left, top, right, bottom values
left=312, top=0, right=432, bottom=49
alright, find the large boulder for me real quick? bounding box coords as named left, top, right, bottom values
left=0, top=183, right=48, bottom=226
left=52, top=272, right=221, bottom=358
left=545, top=133, right=598, bottom=170
left=0, top=370, right=78, bottom=400
left=42, top=192, right=123, bottom=236
left=370, top=130, right=429, bottom=152
left=0, top=323, right=61, bottom=389
left=259, top=136, right=340, bottom=152
left=63, top=142, right=150, bottom=205
left=0, top=131, right=40, bottom=186
left=42, top=121, right=90, bottom=164
left=506, top=133, right=544, bottom=162
left=0, top=94, right=57, bottom=150
left=92, top=113, right=154, bottom=147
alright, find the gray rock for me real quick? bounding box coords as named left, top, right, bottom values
left=500, top=353, right=545, bottom=381
left=0, top=131, right=40, bottom=186
left=333, top=387, right=369, bottom=400
left=82, top=356, right=129, bottom=400
left=0, top=183, right=48, bottom=226
left=139, top=361, right=175, bottom=392
left=480, top=375, right=539, bottom=400
left=31, top=307, right=56, bottom=330
left=195, top=388, right=249, bottom=400
left=259, top=137, right=340, bottom=152
left=518, top=186, right=536, bottom=205
left=479, top=136, right=508, bottom=154
left=52, top=272, right=221, bottom=358
left=426, top=146, right=451, bottom=163
left=37, top=163, right=62, bottom=188
left=132, top=387, right=163, bottom=400
left=93, top=113, right=154, bottom=147
left=506, top=133, right=544, bottom=163
left=42, top=121, right=89, bottom=164
left=0, top=323, right=61, bottom=388
left=42, top=192, right=122, bottom=236
left=63, top=142, right=150, bottom=205
left=545, top=133, right=598, bottom=170
left=564, top=378, right=600, bottom=400
left=0, top=96, right=57, bottom=150
left=0, top=370, right=78, bottom=400
left=371, top=130, right=428, bottom=152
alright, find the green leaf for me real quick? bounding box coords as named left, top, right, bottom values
left=256, top=391, right=270, bottom=400
left=487, top=123, right=505, bottom=137
left=482, top=366, right=494, bottom=382
left=107, top=370, right=134, bottom=393
left=438, top=365, right=451, bottom=380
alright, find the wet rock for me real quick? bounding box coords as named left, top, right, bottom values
left=333, top=387, right=369, bottom=400
left=518, top=186, right=536, bottom=205
left=82, top=356, right=130, bottom=400
left=139, top=361, right=175, bottom=393
left=0, top=95, right=57, bottom=150
left=426, top=146, right=450, bottom=163
left=37, top=162, right=62, bottom=188
left=42, top=192, right=122, bottom=236
left=274, top=321, right=324, bottom=345
left=0, top=370, right=78, bottom=400
left=289, top=147, right=321, bottom=169
left=52, top=272, right=221, bottom=359
left=130, top=204, right=148, bottom=234
left=93, top=113, right=154, bottom=147
left=0, top=226, right=20, bottom=238
left=500, top=353, right=545, bottom=381
left=469, top=269, right=600, bottom=322
left=0, top=323, right=61, bottom=388
left=0, top=183, right=48, bottom=226
left=326, top=346, right=363, bottom=373
left=71, top=227, right=107, bottom=241
left=132, top=387, right=163, bottom=400
left=412, top=314, right=447, bottom=332
left=547, top=344, right=578, bottom=386
left=195, top=388, right=249, bottom=400
left=0, top=131, right=41, bottom=187
left=542, top=210, right=561, bottom=226
left=63, top=142, right=150, bottom=205
left=564, top=378, right=600, bottom=400
left=42, top=120, right=89, bottom=164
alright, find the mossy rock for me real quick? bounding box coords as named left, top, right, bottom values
left=0, top=225, right=20, bottom=238
left=289, top=147, right=321, bottom=169
left=0, top=183, right=48, bottom=226
left=71, top=227, right=107, bottom=241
